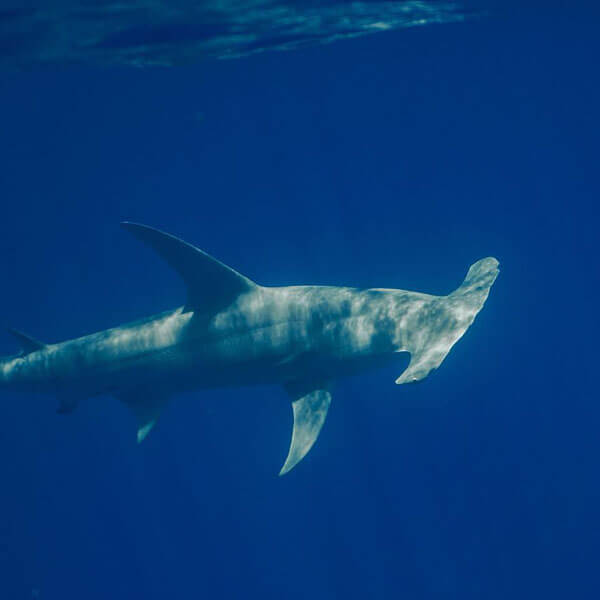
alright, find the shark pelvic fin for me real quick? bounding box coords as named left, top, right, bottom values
left=121, top=222, right=257, bottom=313
left=7, top=328, right=46, bottom=355
left=137, top=420, right=157, bottom=443
left=118, top=390, right=169, bottom=443
left=279, top=382, right=332, bottom=476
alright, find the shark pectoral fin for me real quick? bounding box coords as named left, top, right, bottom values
left=120, top=222, right=257, bottom=313
left=279, top=385, right=332, bottom=476
left=117, top=391, right=169, bottom=443
left=7, top=328, right=46, bottom=355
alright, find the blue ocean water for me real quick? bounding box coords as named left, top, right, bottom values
left=1, top=2, right=599, bottom=599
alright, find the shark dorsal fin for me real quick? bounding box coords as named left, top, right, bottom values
left=121, top=222, right=257, bottom=313
left=7, top=328, right=46, bottom=354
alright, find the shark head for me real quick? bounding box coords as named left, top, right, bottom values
left=391, top=257, right=500, bottom=385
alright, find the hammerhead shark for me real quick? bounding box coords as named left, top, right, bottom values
left=1, top=223, right=499, bottom=474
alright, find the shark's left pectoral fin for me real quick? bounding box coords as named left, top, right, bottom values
left=118, top=391, right=170, bottom=443
left=279, top=383, right=332, bottom=476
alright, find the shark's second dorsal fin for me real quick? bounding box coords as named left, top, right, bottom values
left=7, top=328, right=46, bottom=355
left=121, top=222, right=257, bottom=313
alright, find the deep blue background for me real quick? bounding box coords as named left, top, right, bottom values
left=1, top=4, right=599, bottom=599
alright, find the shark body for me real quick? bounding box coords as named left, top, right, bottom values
left=1, top=223, right=499, bottom=474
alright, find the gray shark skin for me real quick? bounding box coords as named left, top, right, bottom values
left=0, top=223, right=499, bottom=475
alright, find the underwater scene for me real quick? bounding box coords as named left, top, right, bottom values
left=1, top=1, right=599, bottom=599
